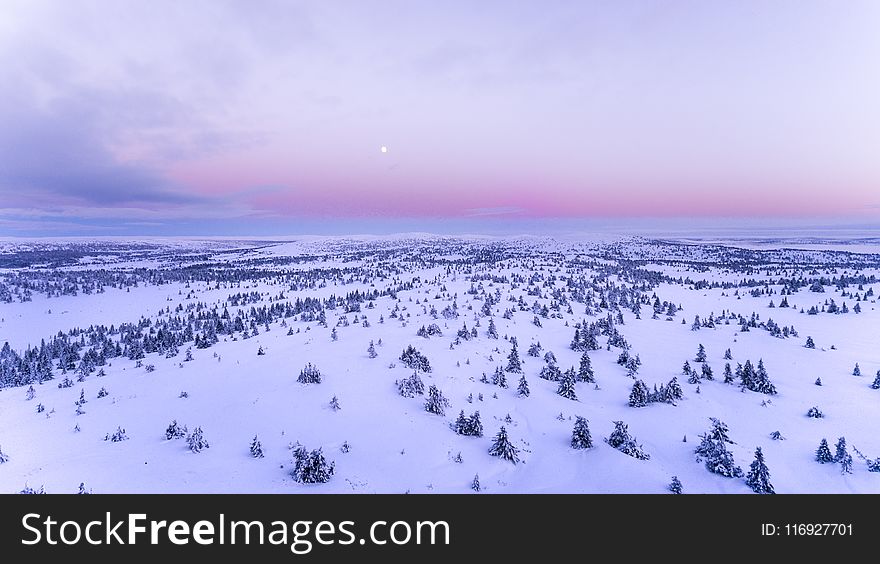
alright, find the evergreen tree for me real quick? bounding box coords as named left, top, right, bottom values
left=0, top=445, right=8, bottom=464
left=165, top=420, right=187, bottom=440
left=556, top=369, right=578, bottom=400
left=570, top=416, right=593, bottom=449
left=723, top=363, right=734, bottom=384
left=471, top=474, right=481, bottom=492
left=840, top=453, right=854, bottom=475
left=424, top=385, right=450, bottom=416
left=745, top=447, right=775, bottom=494
left=577, top=352, right=595, bottom=383
left=872, top=370, right=880, bottom=390
left=701, top=363, right=713, bottom=381
left=250, top=435, right=264, bottom=458
left=517, top=375, right=530, bottom=398
left=505, top=341, right=523, bottom=373
left=695, top=418, right=742, bottom=477
left=853, top=363, right=861, bottom=376
left=805, top=336, right=815, bottom=349
left=291, top=444, right=335, bottom=484
left=488, top=426, right=520, bottom=464
left=298, top=363, right=322, bottom=384
left=605, top=421, right=650, bottom=460
left=187, top=427, right=209, bottom=453
left=668, top=476, right=683, bottom=494
left=815, top=439, right=833, bottom=463
left=329, top=395, right=341, bottom=411
left=724, top=348, right=733, bottom=360
left=834, top=437, right=848, bottom=463
left=367, top=340, right=378, bottom=358
left=487, top=318, right=498, bottom=339
left=628, top=379, right=649, bottom=407
left=695, top=344, right=707, bottom=363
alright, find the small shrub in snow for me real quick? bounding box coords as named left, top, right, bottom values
left=298, top=363, right=322, bottom=384
left=105, top=427, right=129, bottom=442
left=187, top=427, right=209, bottom=453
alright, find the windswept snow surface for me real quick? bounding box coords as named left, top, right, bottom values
left=0, top=235, right=878, bottom=493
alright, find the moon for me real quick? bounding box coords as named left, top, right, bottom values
left=380, top=146, right=388, bottom=153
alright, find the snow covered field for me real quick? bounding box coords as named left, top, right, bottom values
left=1, top=235, right=878, bottom=494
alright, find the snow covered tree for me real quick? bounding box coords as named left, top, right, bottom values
left=505, top=341, right=522, bottom=373
left=628, top=379, right=649, bottom=407
left=723, top=363, right=734, bottom=384
left=165, top=420, right=187, bottom=440
left=745, top=447, right=775, bottom=494
left=492, top=366, right=508, bottom=388
left=852, top=363, right=861, bottom=376
left=872, top=370, right=880, bottom=390
left=695, top=344, right=707, bottom=363
left=668, top=476, right=683, bottom=494
left=0, top=445, right=8, bottom=464
left=396, top=372, right=425, bottom=398
left=250, top=435, right=264, bottom=458
left=539, top=362, right=561, bottom=382
left=556, top=369, right=578, bottom=400
left=424, top=385, right=450, bottom=416
left=815, top=438, right=833, bottom=463
left=297, top=363, right=323, bottom=384
left=471, top=474, right=481, bottom=492
left=106, top=427, right=129, bottom=443
left=187, top=427, right=209, bottom=453
left=329, top=395, right=341, bottom=411
left=488, top=426, right=520, bottom=464
left=577, top=352, right=595, bottom=383
left=724, top=348, right=732, bottom=360
left=695, top=418, right=742, bottom=477
left=841, top=453, right=854, bottom=475
left=805, top=336, right=815, bottom=349
left=834, top=437, right=848, bottom=463
left=605, top=421, right=650, bottom=460
left=400, top=345, right=432, bottom=372
left=25, top=385, right=35, bottom=401
left=570, top=416, right=593, bottom=449
left=291, top=444, right=335, bottom=484
left=486, top=318, right=498, bottom=339
left=452, top=410, right=483, bottom=437
left=257, top=345, right=265, bottom=356
left=517, top=375, right=530, bottom=398
left=367, top=340, right=378, bottom=358
left=807, top=406, right=824, bottom=418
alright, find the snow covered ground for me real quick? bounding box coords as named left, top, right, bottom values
left=0, top=234, right=878, bottom=494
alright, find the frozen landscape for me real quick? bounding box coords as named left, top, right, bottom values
left=1, top=233, right=878, bottom=494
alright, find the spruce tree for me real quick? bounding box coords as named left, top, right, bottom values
left=517, top=375, right=530, bottom=398
left=556, top=369, right=578, bottom=400
left=187, top=427, right=209, bottom=453
left=815, top=438, right=833, bottom=463
left=872, top=370, right=880, bottom=390
left=577, top=352, right=595, bottom=383
left=570, top=416, right=593, bottom=449
left=745, top=447, right=775, bottom=494
left=695, top=344, right=707, bottom=363
left=668, top=476, right=683, bottom=494
left=424, top=385, right=450, bottom=416
left=834, top=437, right=848, bottom=463
left=0, top=445, right=8, bottom=464
left=605, top=421, right=650, bottom=460
left=628, top=379, right=649, bottom=407
left=853, top=363, right=861, bottom=376
left=488, top=426, right=520, bottom=464
left=250, top=435, right=264, bottom=458
left=505, top=341, right=523, bottom=373
left=471, top=474, right=481, bottom=492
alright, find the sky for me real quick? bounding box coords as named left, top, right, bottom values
left=1, top=0, right=879, bottom=236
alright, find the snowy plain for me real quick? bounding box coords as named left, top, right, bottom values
left=0, top=234, right=878, bottom=494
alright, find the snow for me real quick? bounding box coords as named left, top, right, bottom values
left=1, top=234, right=878, bottom=494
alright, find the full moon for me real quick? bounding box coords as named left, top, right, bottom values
left=380, top=146, right=388, bottom=153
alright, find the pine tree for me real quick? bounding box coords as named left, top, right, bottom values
left=724, top=348, right=733, bottom=360
left=25, top=385, right=35, bottom=401
left=556, top=369, right=578, bottom=400
left=745, top=447, right=775, bottom=494
left=570, top=416, right=593, bottom=449
left=187, top=427, right=209, bottom=453
left=668, top=476, right=683, bottom=494
left=805, top=336, right=815, bottom=349
left=329, top=395, right=341, bottom=411
left=517, top=375, right=530, bottom=397
left=723, top=363, right=734, bottom=384
left=471, top=474, right=481, bottom=492
left=841, top=453, right=854, bottom=474
left=165, top=420, right=187, bottom=440
left=0, top=445, right=8, bottom=464
left=853, top=363, right=861, bottom=376
left=815, top=439, right=833, bottom=463
left=291, top=445, right=335, bottom=484
left=487, top=318, right=498, bottom=339
left=701, top=363, right=713, bottom=381
left=488, top=426, right=520, bottom=464
left=424, top=385, right=450, bottom=416
left=872, top=370, right=880, bottom=390
left=257, top=346, right=265, bottom=356
left=298, top=363, right=322, bottom=384
left=695, top=418, right=742, bottom=477
left=834, top=437, right=848, bottom=463
left=628, top=379, right=649, bottom=407
left=577, top=352, right=595, bottom=383
left=250, top=435, right=264, bottom=458
left=367, top=340, right=378, bottom=358
left=505, top=341, right=522, bottom=373
left=695, top=344, right=707, bottom=363
left=605, top=421, right=650, bottom=460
